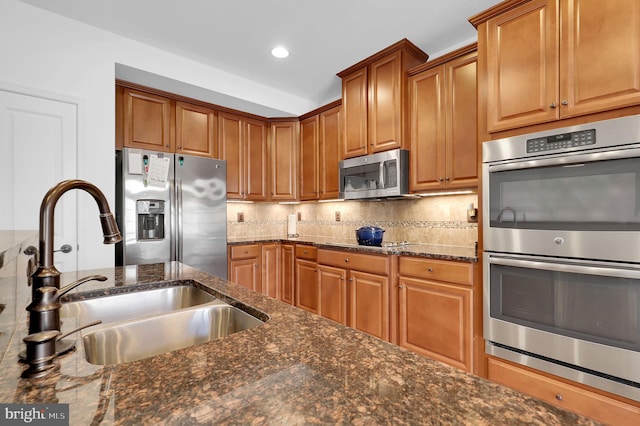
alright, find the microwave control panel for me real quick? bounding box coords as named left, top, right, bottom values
left=526, top=129, right=596, bottom=153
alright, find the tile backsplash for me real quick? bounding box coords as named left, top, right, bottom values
left=227, top=193, right=478, bottom=247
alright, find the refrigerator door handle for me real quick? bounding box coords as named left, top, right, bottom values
left=176, top=178, right=183, bottom=263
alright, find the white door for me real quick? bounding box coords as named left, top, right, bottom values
left=0, top=89, right=78, bottom=272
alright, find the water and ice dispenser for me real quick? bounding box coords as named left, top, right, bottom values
left=136, top=200, right=165, bottom=240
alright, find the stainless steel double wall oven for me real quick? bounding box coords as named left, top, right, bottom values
left=482, top=114, right=640, bottom=401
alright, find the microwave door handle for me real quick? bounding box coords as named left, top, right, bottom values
left=490, top=256, right=640, bottom=280
left=379, top=162, right=385, bottom=188
left=488, top=147, right=640, bottom=173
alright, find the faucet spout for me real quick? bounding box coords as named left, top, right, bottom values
left=32, top=179, right=122, bottom=292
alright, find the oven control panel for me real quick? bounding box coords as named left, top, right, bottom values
left=526, top=129, right=596, bottom=153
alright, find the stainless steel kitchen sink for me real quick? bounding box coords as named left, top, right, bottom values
left=82, top=303, right=263, bottom=365
left=60, top=285, right=223, bottom=325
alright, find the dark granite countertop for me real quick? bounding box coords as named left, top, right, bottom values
left=0, top=262, right=598, bottom=425
left=228, top=236, right=478, bottom=262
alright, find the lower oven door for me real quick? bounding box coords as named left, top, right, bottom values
left=484, top=253, right=640, bottom=401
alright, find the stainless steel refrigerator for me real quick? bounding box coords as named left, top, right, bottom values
left=115, top=147, right=227, bottom=278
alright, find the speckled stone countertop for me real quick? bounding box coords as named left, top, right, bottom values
left=0, top=262, right=598, bottom=425
left=228, top=236, right=478, bottom=262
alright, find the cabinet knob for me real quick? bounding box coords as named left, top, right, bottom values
left=428, top=268, right=433, bottom=272
left=165, top=144, right=170, bottom=148
left=561, top=100, right=569, bottom=106
left=398, top=285, right=404, bottom=289
left=255, top=264, right=259, bottom=268
left=344, top=258, right=349, bottom=263
left=438, top=178, right=444, bottom=182
left=244, top=250, right=248, bottom=254
left=445, top=177, right=450, bottom=181
left=549, top=102, right=557, bottom=108
left=555, top=394, right=563, bottom=401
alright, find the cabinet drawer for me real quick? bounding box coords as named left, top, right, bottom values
left=488, top=358, right=640, bottom=425
left=399, top=256, right=472, bottom=286
left=318, top=249, right=389, bottom=275
left=295, top=244, right=317, bottom=261
left=229, top=244, right=260, bottom=260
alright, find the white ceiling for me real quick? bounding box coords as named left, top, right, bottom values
left=21, top=0, right=497, bottom=117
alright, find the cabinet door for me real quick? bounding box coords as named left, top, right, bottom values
left=299, top=115, right=319, bottom=200
left=445, top=53, right=477, bottom=189
left=218, top=112, right=244, bottom=199
left=295, top=259, right=318, bottom=314
left=280, top=244, right=295, bottom=305
left=319, top=106, right=341, bottom=200
left=123, top=88, right=173, bottom=152
left=175, top=101, right=217, bottom=158
left=486, top=0, right=559, bottom=132
left=368, top=50, right=403, bottom=153
left=409, top=65, right=446, bottom=191
left=398, top=276, right=472, bottom=371
left=269, top=121, right=298, bottom=201
left=349, top=270, right=389, bottom=341
left=229, top=258, right=260, bottom=292
left=560, top=0, right=640, bottom=118
left=341, top=68, right=368, bottom=159
left=317, top=264, right=347, bottom=325
left=261, top=243, right=280, bottom=298
left=244, top=118, right=267, bottom=201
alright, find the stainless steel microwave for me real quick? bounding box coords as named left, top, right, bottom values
left=339, top=149, right=409, bottom=200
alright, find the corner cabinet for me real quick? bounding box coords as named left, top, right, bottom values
left=407, top=45, right=478, bottom=192
left=269, top=120, right=298, bottom=201
left=398, top=256, right=474, bottom=372
left=219, top=112, right=268, bottom=201
left=472, top=0, right=640, bottom=133
left=317, top=249, right=390, bottom=341
left=337, top=39, right=428, bottom=159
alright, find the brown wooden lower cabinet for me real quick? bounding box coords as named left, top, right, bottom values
left=398, top=256, right=474, bottom=372
left=317, top=249, right=390, bottom=341
left=261, top=243, right=280, bottom=299
left=280, top=243, right=295, bottom=305
left=295, top=245, right=318, bottom=313
left=488, top=357, right=640, bottom=426
left=227, top=244, right=261, bottom=292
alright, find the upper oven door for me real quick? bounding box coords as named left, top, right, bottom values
left=482, top=146, right=640, bottom=262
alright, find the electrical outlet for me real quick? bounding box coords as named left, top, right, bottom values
left=335, top=211, right=341, bottom=222
left=297, top=212, right=301, bottom=221
left=237, top=212, right=244, bottom=222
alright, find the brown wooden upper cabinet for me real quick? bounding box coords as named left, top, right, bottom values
left=219, top=112, right=268, bottom=201
left=118, top=86, right=218, bottom=158
left=407, top=45, right=478, bottom=192
left=299, top=103, right=342, bottom=201
left=269, top=120, right=298, bottom=201
left=472, top=0, right=640, bottom=133
left=337, top=39, right=428, bottom=159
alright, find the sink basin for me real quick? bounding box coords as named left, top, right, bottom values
left=60, top=285, right=222, bottom=325
left=82, top=304, right=263, bottom=365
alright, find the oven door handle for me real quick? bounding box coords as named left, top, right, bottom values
left=489, top=255, right=640, bottom=279
left=488, top=146, right=640, bottom=172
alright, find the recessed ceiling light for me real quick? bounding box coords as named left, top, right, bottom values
left=271, top=46, right=289, bottom=59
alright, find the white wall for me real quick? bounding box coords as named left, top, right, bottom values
left=0, top=0, right=317, bottom=270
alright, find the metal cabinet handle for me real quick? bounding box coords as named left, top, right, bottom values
left=344, top=258, right=349, bottom=263
left=438, top=177, right=444, bottom=182
left=398, top=284, right=404, bottom=289
left=428, top=268, right=433, bottom=272
left=549, top=102, right=557, bottom=108
left=555, top=394, right=563, bottom=401
left=561, top=100, right=569, bottom=106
